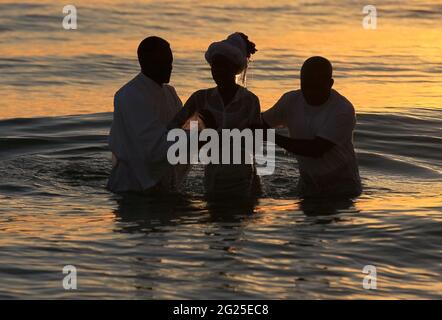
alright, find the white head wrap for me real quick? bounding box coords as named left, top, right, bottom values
left=205, top=32, right=249, bottom=73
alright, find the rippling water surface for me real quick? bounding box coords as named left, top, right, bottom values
left=0, top=0, right=441, bottom=299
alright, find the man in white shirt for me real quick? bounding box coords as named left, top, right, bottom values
left=107, top=36, right=187, bottom=193
left=262, top=56, right=362, bottom=197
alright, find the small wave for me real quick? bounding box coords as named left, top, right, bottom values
left=0, top=55, right=137, bottom=87
left=0, top=109, right=441, bottom=198
left=357, top=152, right=441, bottom=179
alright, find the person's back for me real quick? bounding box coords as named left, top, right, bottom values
left=263, top=56, right=362, bottom=197
left=107, top=36, right=186, bottom=193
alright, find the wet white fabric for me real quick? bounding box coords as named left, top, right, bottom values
left=171, top=86, right=261, bottom=195
left=205, top=33, right=248, bottom=72
left=107, top=72, right=187, bottom=193
left=263, top=89, right=362, bottom=197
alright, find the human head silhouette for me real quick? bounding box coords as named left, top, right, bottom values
left=210, top=54, right=240, bottom=87
left=137, top=36, right=173, bottom=85
left=207, top=32, right=257, bottom=87
left=301, top=56, right=334, bottom=106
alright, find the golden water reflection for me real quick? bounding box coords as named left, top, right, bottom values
left=0, top=1, right=441, bottom=118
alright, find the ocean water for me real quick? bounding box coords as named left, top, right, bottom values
left=0, top=0, right=441, bottom=299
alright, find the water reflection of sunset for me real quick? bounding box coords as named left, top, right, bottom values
left=1, top=0, right=441, bottom=300
left=1, top=1, right=441, bottom=118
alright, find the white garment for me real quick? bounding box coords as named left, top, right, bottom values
left=263, top=89, right=362, bottom=197
left=205, top=33, right=249, bottom=72
left=107, top=73, right=187, bottom=193
left=171, top=86, right=261, bottom=196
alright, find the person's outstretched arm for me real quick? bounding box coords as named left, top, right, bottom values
left=274, top=134, right=335, bottom=158
left=275, top=111, right=356, bottom=158
left=256, top=118, right=335, bottom=158
left=167, top=92, right=199, bottom=130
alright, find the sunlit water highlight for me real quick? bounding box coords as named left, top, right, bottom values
left=0, top=0, right=441, bottom=299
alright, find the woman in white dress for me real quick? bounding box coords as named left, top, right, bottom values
left=169, top=32, right=261, bottom=197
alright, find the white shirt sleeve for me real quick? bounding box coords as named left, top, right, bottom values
left=262, top=92, right=291, bottom=128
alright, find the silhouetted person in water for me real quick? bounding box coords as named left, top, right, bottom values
left=168, top=32, right=261, bottom=197
left=262, top=56, right=362, bottom=198
left=107, top=36, right=188, bottom=193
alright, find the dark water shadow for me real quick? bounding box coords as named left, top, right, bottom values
left=300, top=197, right=356, bottom=215
left=202, top=195, right=258, bottom=223
left=299, top=196, right=359, bottom=224
left=110, top=192, right=260, bottom=298
left=112, top=192, right=205, bottom=234
left=112, top=192, right=259, bottom=235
